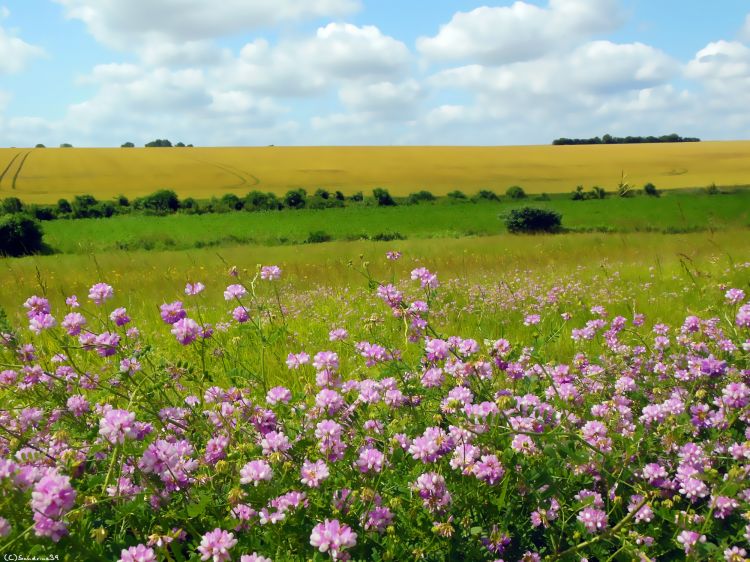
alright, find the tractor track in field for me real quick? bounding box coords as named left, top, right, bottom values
left=187, top=156, right=260, bottom=190
left=0, top=151, right=21, bottom=188
left=11, top=151, right=31, bottom=190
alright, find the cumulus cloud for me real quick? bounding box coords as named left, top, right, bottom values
left=0, top=9, right=44, bottom=74
left=417, top=0, right=623, bottom=65
left=53, top=0, right=360, bottom=49
left=223, top=24, right=411, bottom=97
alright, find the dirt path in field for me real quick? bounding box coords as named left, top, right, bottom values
left=0, top=151, right=22, bottom=189
left=11, top=151, right=32, bottom=190
left=187, top=156, right=260, bottom=190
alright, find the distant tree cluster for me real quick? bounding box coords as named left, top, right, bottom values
left=552, top=133, right=700, bottom=145
left=143, top=139, right=193, bottom=147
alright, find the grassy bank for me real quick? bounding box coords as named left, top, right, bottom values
left=37, top=190, right=750, bottom=254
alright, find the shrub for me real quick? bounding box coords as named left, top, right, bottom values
left=284, top=189, right=307, bottom=209
left=505, top=207, right=562, bottom=233
left=373, top=188, right=396, bottom=207
left=220, top=193, right=244, bottom=211
left=144, top=139, right=172, bottom=147
left=56, top=198, right=72, bottom=215
left=137, top=189, right=180, bottom=213
left=506, top=185, right=527, bottom=199
left=1, top=197, right=24, bottom=215
left=244, top=191, right=282, bottom=212
left=571, top=185, right=586, bottom=200
left=71, top=194, right=100, bottom=218
left=706, top=183, right=720, bottom=195
left=407, top=190, right=436, bottom=204
left=59, top=143, right=73, bottom=148
left=0, top=215, right=44, bottom=256
left=334, top=190, right=345, bottom=201
left=28, top=205, right=56, bottom=221
left=306, top=230, right=332, bottom=243
left=121, top=142, right=135, bottom=148
left=34, top=144, right=45, bottom=148
left=370, top=231, right=406, bottom=241
left=474, top=190, right=500, bottom=201
left=592, top=186, right=607, bottom=199
left=447, top=190, right=468, bottom=200
left=115, top=194, right=130, bottom=207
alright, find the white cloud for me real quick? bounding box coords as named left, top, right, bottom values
left=224, top=24, right=411, bottom=97
left=339, top=79, right=424, bottom=119
left=0, top=10, right=44, bottom=74
left=53, top=0, right=360, bottom=50
left=431, top=41, right=676, bottom=98
left=417, top=0, right=623, bottom=65
left=685, top=40, right=750, bottom=83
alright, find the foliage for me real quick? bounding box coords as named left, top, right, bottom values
left=505, top=206, right=562, bottom=233
left=0, top=214, right=44, bottom=256
left=553, top=133, right=701, bottom=145
left=144, top=139, right=173, bottom=147
left=135, top=189, right=180, bottom=214
left=407, top=190, right=437, bottom=204
left=446, top=190, right=467, bottom=200
left=284, top=189, right=308, bottom=210
left=244, top=191, right=282, bottom=212
left=643, top=183, right=659, bottom=197
left=373, top=188, right=396, bottom=207
left=474, top=190, right=500, bottom=202
left=306, top=230, right=332, bottom=243
left=1, top=197, right=24, bottom=214
left=121, top=142, right=135, bottom=148
left=706, top=183, right=721, bottom=195
left=505, top=185, right=527, bottom=200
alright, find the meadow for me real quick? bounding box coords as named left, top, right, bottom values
left=33, top=190, right=750, bottom=254
left=2, top=141, right=750, bottom=202
left=0, top=226, right=749, bottom=560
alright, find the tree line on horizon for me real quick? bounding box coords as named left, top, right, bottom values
left=552, top=133, right=700, bottom=145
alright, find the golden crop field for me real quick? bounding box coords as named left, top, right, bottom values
left=1, top=141, right=750, bottom=203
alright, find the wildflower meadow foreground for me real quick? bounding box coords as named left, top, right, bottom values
left=1, top=254, right=750, bottom=561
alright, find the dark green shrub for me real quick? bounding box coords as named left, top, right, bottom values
left=244, top=191, right=282, bottom=211
left=1, top=197, right=24, bottom=214
left=28, top=205, right=56, bottom=221
left=0, top=215, right=44, bottom=256
left=505, top=207, right=562, bottom=234
left=220, top=193, right=244, bottom=211
left=137, top=189, right=180, bottom=213
left=474, top=190, right=500, bottom=201
left=71, top=194, right=100, bottom=218
left=348, top=192, right=364, bottom=202
left=121, top=142, right=135, bottom=148
left=373, top=188, right=396, bottom=206
left=314, top=189, right=331, bottom=200
left=447, top=190, right=467, bottom=200
left=407, top=190, right=436, bottom=204
left=284, top=189, right=307, bottom=209
left=643, top=183, right=659, bottom=197
left=334, top=191, right=345, bottom=201
left=306, top=230, right=332, bottom=243
left=506, top=185, right=527, bottom=199
left=370, top=232, right=406, bottom=241
left=115, top=194, right=130, bottom=207
left=571, top=185, right=586, bottom=200
left=56, top=198, right=72, bottom=215
left=592, top=186, right=607, bottom=199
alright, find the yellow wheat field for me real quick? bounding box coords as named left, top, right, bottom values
left=1, top=141, right=750, bottom=203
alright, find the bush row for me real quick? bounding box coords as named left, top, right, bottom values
left=0, top=187, right=532, bottom=222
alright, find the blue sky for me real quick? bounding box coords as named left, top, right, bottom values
left=1, top=0, right=749, bottom=146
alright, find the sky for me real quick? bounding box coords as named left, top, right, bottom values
left=0, top=0, right=749, bottom=147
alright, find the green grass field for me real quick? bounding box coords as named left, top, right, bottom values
left=2, top=141, right=750, bottom=202
left=34, top=190, right=750, bottom=254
